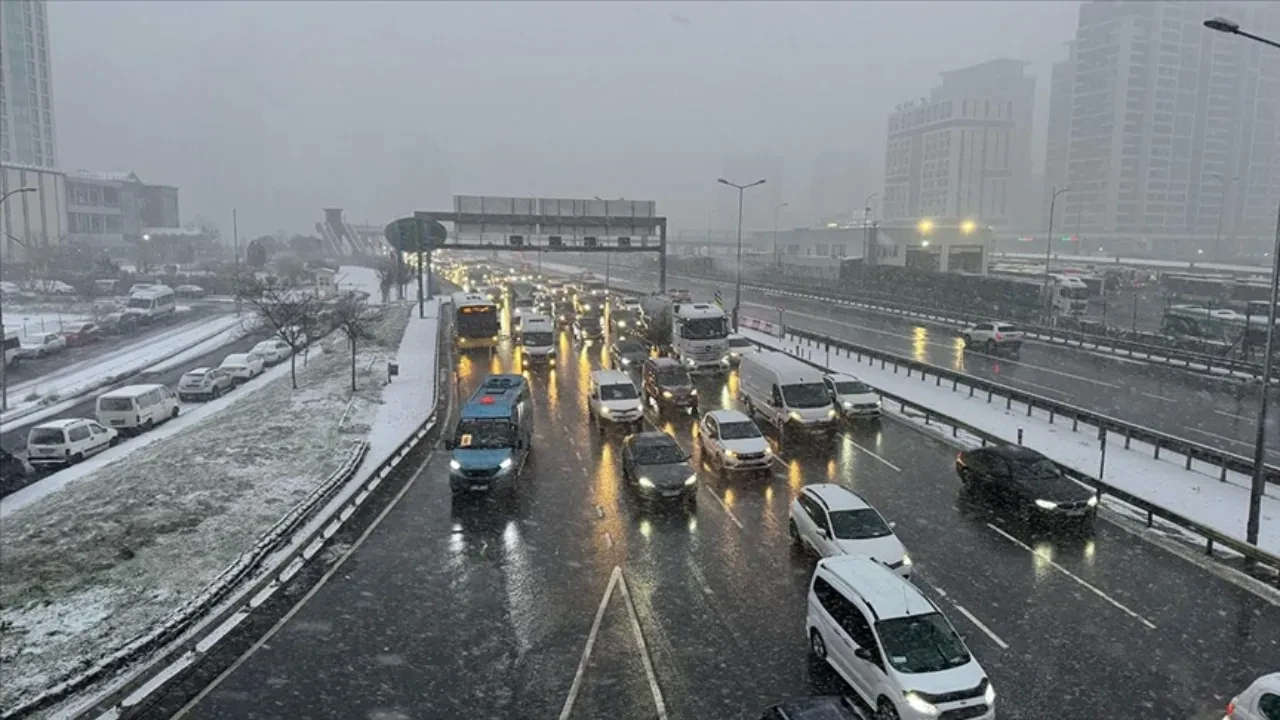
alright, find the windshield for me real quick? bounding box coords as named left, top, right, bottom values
left=828, top=508, right=893, bottom=540
left=578, top=316, right=600, bottom=327
left=781, top=383, right=830, bottom=408
left=655, top=368, right=691, bottom=386
left=717, top=421, right=761, bottom=440
left=522, top=332, right=553, bottom=347
left=453, top=420, right=516, bottom=450
left=457, top=306, right=500, bottom=337
left=875, top=613, right=971, bottom=674
left=835, top=380, right=874, bottom=395
left=682, top=317, right=727, bottom=340
left=126, top=297, right=153, bottom=309
left=600, top=384, right=639, bottom=401
left=515, top=299, right=535, bottom=308
left=29, top=428, right=65, bottom=444
left=615, top=340, right=646, bottom=354
left=634, top=442, right=686, bottom=464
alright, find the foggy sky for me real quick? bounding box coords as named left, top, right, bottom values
left=50, top=1, right=1079, bottom=238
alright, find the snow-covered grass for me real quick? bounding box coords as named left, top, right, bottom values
left=738, top=326, right=1280, bottom=559
left=0, top=306, right=411, bottom=713
left=4, top=312, right=91, bottom=338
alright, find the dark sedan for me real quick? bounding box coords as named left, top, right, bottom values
left=610, top=338, right=650, bottom=370
left=956, top=445, right=1098, bottom=527
left=621, top=432, right=698, bottom=503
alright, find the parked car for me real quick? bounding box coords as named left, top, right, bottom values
left=174, top=284, right=207, bottom=298
left=61, top=322, right=102, bottom=348
left=178, top=367, right=236, bottom=401
left=620, top=431, right=698, bottom=504
left=96, top=384, right=180, bottom=434
left=955, top=445, right=1098, bottom=528
left=18, top=332, right=66, bottom=358
left=219, top=352, right=266, bottom=381
left=1224, top=672, right=1280, bottom=720
left=250, top=339, right=292, bottom=365
left=26, top=418, right=119, bottom=467
left=962, top=321, right=1024, bottom=355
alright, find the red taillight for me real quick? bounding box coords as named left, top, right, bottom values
left=996, top=332, right=1004, bottom=340
left=1226, top=698, right=1236, bottom=716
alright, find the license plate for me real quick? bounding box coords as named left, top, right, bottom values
left=1065, top=508, right=1086, bottom=517
left=110, top=420, right=124, bottom=425
left=662, top=490, right=681, bottom=498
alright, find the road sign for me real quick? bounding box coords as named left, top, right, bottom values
left=386, top=216, right=447, bottom=252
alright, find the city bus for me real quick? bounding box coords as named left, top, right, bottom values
left=453, top=293, right=500, bottom=351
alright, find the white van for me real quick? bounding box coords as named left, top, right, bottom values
left=96, top=383, right=180, bottom=433
left=3, top=328, right=21, bottom=368
left=519, top=314, right=556, bottom=368
left=124, top=285, right=176, bottom=323
left=588, top=369, right=644, bottom=432
left=738, top=350, right=837, bottom=433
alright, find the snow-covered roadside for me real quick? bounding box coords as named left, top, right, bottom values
left=338, top=265, right=383, bottom=305
left=0, top=307, right=412, bottom=713
left=737, top=326, right=1280, bottom=558
left=0, top=314, right=248, bottom=430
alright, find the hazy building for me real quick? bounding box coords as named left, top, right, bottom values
left=0, top=0, right=57, bottom=168
left=0, top=161, right=66, bottom=263
left=717, top=153, right=785, bottom=233
left=1055, top=1, right=1280, bottom=258
left=1042, top=41, right=1077, bottom=232
left=808, top=150, right=863, bottom=225
left=66, top=171, right=181, bottom=255
left=882, top=59, right=1037, bottom=230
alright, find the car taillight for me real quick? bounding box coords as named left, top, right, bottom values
left=1226, top=698, right=1236, bottom=716
left=996, top=332, right=1004, bottom=340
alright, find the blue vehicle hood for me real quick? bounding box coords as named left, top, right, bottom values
left=452, top=448, right=512, bottom=470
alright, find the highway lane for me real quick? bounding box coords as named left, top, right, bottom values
left=548, top=258, right=1280, bottom=464
left=168, top=310, right=1279, bottom=720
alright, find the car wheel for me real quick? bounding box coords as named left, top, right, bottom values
left=171, top=406, right=180, bottom=418
left=144, top=419, right=155, bottom=431
left=876, top=698, right=900, bottom=720
left=108, top=437, right=119, bottom=448
left=809, top=629, right=827, bottom=660
left=70, top=452, right=84, bottom=464
left=788, top=519, right=800, bottom=544
left=212, top=386, right=222, bottom=399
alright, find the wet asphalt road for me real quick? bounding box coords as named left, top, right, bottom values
left=176, top=309, right=1280, bottom=720
left=561, top=258, right=1280, bottom=465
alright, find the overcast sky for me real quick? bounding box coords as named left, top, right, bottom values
left=50, top=0, right=1080, bottom=238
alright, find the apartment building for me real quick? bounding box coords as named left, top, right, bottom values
left=0, top=0, right=57, bottom=168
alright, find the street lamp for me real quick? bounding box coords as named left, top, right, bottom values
left=863, top=193, right=879, bottom=262
left=1043, top=185, right=1071, bottom=321
left=1205, top=14, right=1280, bottom=548
left=1208, top=173, right=1238, bottom=262
left=0, top=186, right=38, bottom=412
left=718, top=177, right=766, bottom=331
left=772, top=202, right=789, bottom=268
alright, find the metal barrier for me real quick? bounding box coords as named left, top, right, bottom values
left=3, top=305, right=451, bottom=720
left=754, top=331, right=1280, bottom=572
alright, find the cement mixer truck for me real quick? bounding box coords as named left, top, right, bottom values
left=639, top=294, right=731, bottom=374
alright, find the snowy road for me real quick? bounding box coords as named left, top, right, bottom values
left=158, top=306, right=1279, bottom=720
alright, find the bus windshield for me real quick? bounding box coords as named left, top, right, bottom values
left=457, top=304, right=499, bottom=338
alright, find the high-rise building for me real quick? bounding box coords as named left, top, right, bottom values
left=0, top=0, right=57, bottom=168
left=1048, top=1, right=1280, bottom=258
left=717, top=153, right=785, bottom=234
left=1042, top=42, right=1077, bottom=231
left=881, top=59, right=1036, bottom=229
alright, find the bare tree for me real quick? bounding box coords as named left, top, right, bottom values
left=330, top=291, right=380, bottom=391
left=374, top=255, right=410, bottom=304
left=238, top=276, right=324, bottom=389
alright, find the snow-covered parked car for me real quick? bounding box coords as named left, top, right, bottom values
left=174, top=284, right=207, bottom=298
left=219, top=352, right=265, bottom=381
left=250, top=339, right=291, bottom=365
left=18, top=332, right=66, bottom=358
left=26, top=418, right=119, bottom=468
left=96, top=384, right=180, bottom=434
left=178, top=367, right=235, bottom=401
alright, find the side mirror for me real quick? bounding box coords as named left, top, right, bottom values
left=854, top=647, right=875, bottom=663
left=816, top=527, right=829, bottom=539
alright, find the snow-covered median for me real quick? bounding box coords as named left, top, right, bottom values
left=0, top=306, right=412, bottom=713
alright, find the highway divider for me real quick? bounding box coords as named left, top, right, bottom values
left=743, top=323, right=1280, bottom=573
left=6, top=309, right=451, bottom=720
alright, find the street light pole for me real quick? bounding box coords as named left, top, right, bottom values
left=1043, top=185, right=1071, bottom=322
left=772, top=202, right=789, bottom=268
left=1205, top=14, right=1280, bottom=548
left=718, top=177, right=766, bottom=331
left=0, top=186, right=38, bottom=413
left=1209, top=174, right=1237, bottom=263
left=863, top=193, right=879, bottom=262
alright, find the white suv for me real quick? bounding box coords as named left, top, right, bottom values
left=823, top=374, right=881, bottom=420
left=962, top=322, right=1024, bottom=354
left=1225, top=672, right=1280, bottom=720
left=588, top=370, right=644, bottom=432
left=789, top=484, right=911, bottom=579
left=26, top=418, right=119, bottom=467
left=696, top=409, right=772, bottom=475
left=807, top=555, right=995, bottom=720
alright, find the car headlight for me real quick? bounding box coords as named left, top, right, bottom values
left=984, top=682, right=996, bottom=704
left=662, top=390, right=673, bottom=399
left=639, top=477, right=654, bottom=488
left=789, top=411, right=802, bottom=421
left=827, top=408, right=837, bottom=419
left=690, top=388, right=698, bottom=396
left=1034, top=499, right=1058, bottom=510
left=843, top=401, right=853, bottom=409
left=684, top=474, right=697, bottom=486
left=724, top=450, right=737, bottom=459
left=901, top=553, right=912, bottom=566
left=622, top=358, right=631, bottom=365
left=618, top=321, right=627, bottom=328
left=450, top=459, right=461, bottom=471
left=499, top=457, right=513, bottom=470
left=600, top=406, right=611, bottom=415
left=903, top=692, right=938, bottom=716
left=762, top=446, right=772, bottom=456
left=1087, top=495, right=1098, bottom=507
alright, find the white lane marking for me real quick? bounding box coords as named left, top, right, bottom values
left=1213, top=410, right=1255, bottom=423
left=986, top=523, right=1157, bottom=630
left=999, top=376, right=1071, bottom=398
left=702, top=484, right=745, bottom=529
left=924, top=584, right=1008, bottom=649
left=844, top=437, right=902, bottom=472
left=559, top=566, right=668, bottom=720
left=173, top=448, right=439, bottom=718
left=605, top=532, right=614, bottom=549
left=574, top=447, right=583, bottom=461
left=778, top=306, right=1120, bottom=389
left=1142, top=391, right=1178, bottom=402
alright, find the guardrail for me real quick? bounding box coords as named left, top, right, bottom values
left=777, top=324, right=1280, bottom=488
left=3, top=307, right=451, bottom=720
left=749, top=329, right=1280, bottom=572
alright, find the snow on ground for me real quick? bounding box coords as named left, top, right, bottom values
left=0, top=307, right=411, bottom=713
left=0, top=314, right=248, bottom=430
left=144, top=314, right=261, bottom=375
left=738, top=325, right=1280, bottom=558
left=338, top=265, right=382, bottom=305
left=366, top=299, right=441, bottom=463
left=4, top=311, right=91, bottom=337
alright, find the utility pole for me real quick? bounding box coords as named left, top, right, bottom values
left=718, top=177, right=767, bottom=331
left=232, top=208, right=241, bottom=315
left=0, top=187, right=38, bottom=413
left=1043, top=186, right=1071, bottom=322
left=772, top=202, right=789, bottom=268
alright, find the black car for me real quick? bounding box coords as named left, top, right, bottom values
left=758, top=696, right=865, bottom=720
left=553, top=300, right=576, bottom=328
left=574, top=314, right=604, bottom=341
left=621, top=432, right=697, bottom=503
left=0, top=448, right=32, bottom=492
left=641, top=357, right=698, bottom=417
left=955, top=445, right=1097, bottom=527
left=609, top=309, right=640, bottom=336
left=610, top=338, right=650, bottom=370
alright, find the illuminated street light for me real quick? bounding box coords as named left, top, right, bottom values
left=960, top=219, right=977, bottom=235
left=917, top=218, right=934, bottom=235
left=921, top=240, right=930, bottom=248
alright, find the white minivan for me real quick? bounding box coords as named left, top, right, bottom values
left=588, top=369, right=644, bottom=432
left=96, top=384, right=180, bottom=434
left=738, top=350, right=837, bottom=433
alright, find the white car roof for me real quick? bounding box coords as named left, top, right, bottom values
left=33, top=418, right=87, bottom=429
left=817, top=555, right=936, bottom=621
left=705, top=409, right=752, bottom=424
left=824, top=373, right=863, bottom=384
left=223, top=353, right=251, bottom=362
left=803, top=483, right=872, bottom=512
left=100, top=383, right=166, bottom=399
left=184, top=367, right=212, bottom=374
left=591, top=369, right=633, bottom=386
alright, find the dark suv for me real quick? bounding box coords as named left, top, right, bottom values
left=641, top=357, right=698, bottom=417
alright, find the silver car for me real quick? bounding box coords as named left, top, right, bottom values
left=178, top=367, right=235, bottom=401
